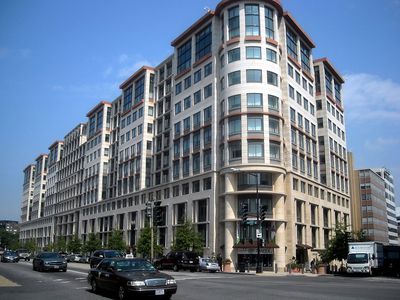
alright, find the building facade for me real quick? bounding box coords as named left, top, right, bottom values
left=372, top=168, right=398, bottom=245
left=19, top=0, right=351, bottom=271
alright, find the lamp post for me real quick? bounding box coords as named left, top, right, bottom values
left=248, top=172, right=262, bottom=274
left=229, top=168, right=262, bottom=274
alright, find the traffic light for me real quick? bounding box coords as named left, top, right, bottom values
left=153, top=201, right=162, bottom=227
left=260, top=205, right=267, bottom=221
left=241, top=202, right=249, bottom=223
left=145, top=201, right=152, bottom=218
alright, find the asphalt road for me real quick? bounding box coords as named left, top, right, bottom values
left=1, top=261, right=399, bottom=300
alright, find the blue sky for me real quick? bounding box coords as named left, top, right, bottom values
left=0, top=0, right=399, bottom=220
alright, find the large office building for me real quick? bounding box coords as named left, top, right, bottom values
left=19, top=0, right=351, bottom=271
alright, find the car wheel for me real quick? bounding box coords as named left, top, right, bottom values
left=32, top=264, right=36, bottom=271
left=118, top=285, right=127, bottom=300
left=164, top=295, right=172, bottom=300
left=91, top=279, right=99, bottom=293
left=62, top=268, right=67, bottom=272
left=173, top=264, right=179, bottom=272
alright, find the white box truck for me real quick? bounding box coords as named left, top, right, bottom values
left=347, top=242, right=384, bottom=275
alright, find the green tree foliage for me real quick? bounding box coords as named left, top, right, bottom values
left=172, top=220, right=203, bottom=254
left=0, top=229, right=20, bottom=249
left=136, top=224, right=163, bottom=259
left=67, top=235, right=82, bottom=254
left=82, top=233, right=102, bottom=255
left=107, top=230, right=126, bottom=251
left=320, top=223, right=350, bottom=263
left=55, top=237, right=67, bottom=252
left=24, top=240, right=38, bottom=253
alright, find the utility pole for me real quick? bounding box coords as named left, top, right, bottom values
left=145, top=200, right=154, bottom=262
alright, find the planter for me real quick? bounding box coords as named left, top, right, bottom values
left=223, top=262, right=232, bottom=272
left=317, top=264, right=327, bottom=275
left=291, top=267, right=301, bottom=273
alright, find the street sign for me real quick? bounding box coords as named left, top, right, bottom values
left=256, top=229, right=261, bottom=238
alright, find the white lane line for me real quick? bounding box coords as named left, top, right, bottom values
left=75, top=287, right=88, bottom=290
left=60, top=281, right=71, bottom=284
left=74, top=277, right=86, bottom=280
left=54, top=279, right=63, bottom=281
left=176, top=276, right=236, bottom=281
left=67, top=269, right=88, bottom=276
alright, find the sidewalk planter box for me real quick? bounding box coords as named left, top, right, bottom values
left=223, top=259, right=232, bottom=272
left=317, top=264, right=327, bottom=274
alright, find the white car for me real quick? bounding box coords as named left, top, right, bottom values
left=199, top=258, right=220, bottom=272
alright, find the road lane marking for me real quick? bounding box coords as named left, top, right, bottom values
left=67, top=269, right=88, bottom=276
left=0, top=275, right=20, bottom=287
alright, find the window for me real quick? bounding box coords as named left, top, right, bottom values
left=245, top=4, right=260, bottom=36
left=123, top=86, right=133, bottom=112
left=266, top=49, right=277, bottom=63
left=247, top=116, right=263, bottom=132
left=204, top=106, right=212, bottom=123
left=286, top=29, right=297, bottom=60
left=183, top=117, right=191, bottom=132
left=193, top=130, right=200, bottom=149
left=248, top=141, right=264, bottom=158
left=203, top=126, right=211, bottom=145
left=182, top=157, right=190, bottom=176
left=193, top=112, right=201, bottom=128
left=134, top=76, right=145, bottom=104
left=228, top=6, right=240, bottom=39
left=264, top=6, right=274, bottom=39
left=194, top=69, right=202, bottom=83
left=174, top=140, right=180, bottom=156
left=288, top=64, right=294, bottom=77
left=183, top=136, right=190, bottom=153
left=228, top=94, right=241, bottom=111
left=184, top=96, right=191, bottom=110
left=204, top=62, right=212, bottom=77
left=203, top=177, right=212, bottom=190
left=229, top=117, right=241, bottom=135
left=289, top=85, right=295, bottom=99
left=228, top=71, right=241, bottom=86
left=194, top=90, right=201, bottom=104
left=192, top=153, right=200, bottom=173
left=204, top=84, right=212, bottom=98
left=270, top=142, right=280, bottom=161
left=195, top=24, right=212, bottom=62
left=229, top=141, right=241, bottom=160
left=174, top=122, right=181, bottom=136
left=247, top=93, right=262, bottom=107
left=175, top=82, right=182, bottom=95
left=174, top=101, right=181, bottom=115
left=246, top=46, right=261, bottom=59
left=269, top=117, right=279, bottom=135
left=267, top=71, right=278, bottom=86
left=300, top=42, right=310, bottom=73
left=228, top=48, right=240, bottom=63
left=177, top=39, right=192, bottom=74
left=246, top=69, right=262, bottom=83
left=325, top=71, right=333, bottom=94
left=184, top=76, right=191, bottom=89
left=290, top=108, right=296, bottom=122
left=203, top=149, right=211, bottom=169
left=268, top=95, right=279, bottom=111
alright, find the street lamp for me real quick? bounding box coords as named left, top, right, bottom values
left=229, top=168, right=263, bottom=274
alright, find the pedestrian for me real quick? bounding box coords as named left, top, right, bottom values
left=217, top=253, right=222, bottom=272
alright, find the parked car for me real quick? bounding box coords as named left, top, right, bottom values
left=87, top=257, right=177, bottom=300
left=199, top=257, right=220, bottom=272
left=1, top=250, right=19, bottom=263
left=67, top=254, right=83, bottom=263
left=32, top=252, right=67, bottom=272
left=89, top=250, right=123, bottom=268
left=16, top=249, right=31, bottom=261
left=79, top=255, right=90, bottom=263
left=154, top=251, right=200, bottom=272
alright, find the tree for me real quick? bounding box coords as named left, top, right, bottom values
left=54, top=237, right=67, bottom=252
left=82, top=233, right=102, bottom=255
left=172, top=220, right=203, bottom=254
left=136, top=223, right=163, bottom=259
left=320, top=222, right=350, bottom=263
left=67, top=235, right=82, bottom=254
left=24, top=240, right=38, bottom=254
left=107, top=230, right=126, bottom=251
left=0, top=228, right=19, bottom=249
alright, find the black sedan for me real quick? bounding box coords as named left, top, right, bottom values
left=1, top=250, right=19, bottom=263
left=87, top=258, right=177, bottom=300
left=32, top=252, right=67, bottom=272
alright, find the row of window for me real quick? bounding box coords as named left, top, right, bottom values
left=225, top=115, right=281, bottom=136
left=290, top=108, right=317, bottom=137
left=293, top=178, right=350, bottom=209
left=223, top=93, right=279, bottom=113
left=173, top=150, right=212, bottom=178
left=224, top=46, right=277, bottom=64
left=121, top=106, right=150, bottom=130
left=176, top=62, right=212, bottom=95
left=173, top=126, right=212, bottom=156
left=288, top=63, right=314, bottom=97
left=175, top=85, right=212, bottom=115
left=292, top=150, right=318, bottom=179
left=227, top=69, right=278, bottom=86
left=174, top=106, right=212, bottom=136
left=288, top=84, right=315, bottom=116
left=223, top=140, right=281, bottom=161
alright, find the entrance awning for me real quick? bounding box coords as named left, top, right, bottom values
left=233, top=242, right=279, bottom=249
left=296, top=244, right=313, bottom=249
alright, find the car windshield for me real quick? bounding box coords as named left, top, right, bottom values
left=5, top=251, right=17, bottom=255
left=202, top=258, right=215, bottom=263
left=347, top=253, right=368, bottom=264
left=41, top=252, right=60, bottom=259
left=105, top=251, right=123, bottom=258
left=115, top=260, right=156, bottom=272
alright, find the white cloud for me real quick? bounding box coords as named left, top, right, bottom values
left=343, top=73, right=400, bottom=122
left=364, top=137, right=400, bottom=151
left=117, top=60, right=152, bottom=78
left=101, top=54, right=153, bottom=79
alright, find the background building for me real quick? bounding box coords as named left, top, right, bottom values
left=19, top=0, right=351, bottom=272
